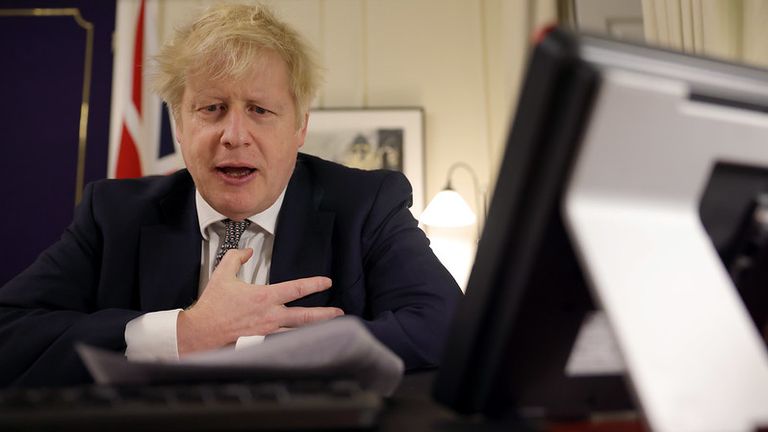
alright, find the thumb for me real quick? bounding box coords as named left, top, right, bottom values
left=213, top=248, right=253, bottom=277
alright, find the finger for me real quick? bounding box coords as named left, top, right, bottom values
left=278, top=306, right=344, bottom=328
left=213, top=248, right=253, bottom=278
left=270, top=277, right=332, bottom=304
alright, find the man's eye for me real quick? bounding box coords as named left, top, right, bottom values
left=251, top=106, right=269, bottom=115
left=200, top=104, right=224, bottom=113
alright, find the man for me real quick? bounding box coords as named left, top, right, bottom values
left=0, top=3, right=461, bottom=386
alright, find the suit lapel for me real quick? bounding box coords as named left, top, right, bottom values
left=139, top=172, right=202, bottom=311
left=271, top=158, right=336, bottom=307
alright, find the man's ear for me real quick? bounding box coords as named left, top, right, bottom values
left=296, top=112, right=309, bottom=149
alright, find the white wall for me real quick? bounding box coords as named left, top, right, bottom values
left=158, top=0, right=556, bottom=288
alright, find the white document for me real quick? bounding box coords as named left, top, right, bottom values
left=565, top=310, right=626, bottom=376
left=77, top=316, right=404, bottom=396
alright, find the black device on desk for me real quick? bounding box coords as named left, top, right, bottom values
left=433, top=28, right=768, bottom=430
left=0, top=380, right=381, bottom=431
left=432, top=28, right=633, bottom=420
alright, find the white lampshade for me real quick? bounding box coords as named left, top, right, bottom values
left=419, top=189, right=477, bottom=227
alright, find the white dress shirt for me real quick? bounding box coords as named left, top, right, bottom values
left=124, top=188, right=286, bottom=361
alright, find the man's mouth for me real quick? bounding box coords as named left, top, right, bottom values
left=217, top=167, right=256, bottom=178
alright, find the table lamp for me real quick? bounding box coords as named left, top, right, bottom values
left=420, top=162, right=484, bottom=240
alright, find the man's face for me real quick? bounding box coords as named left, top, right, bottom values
left=176, top=50, right=307, bottom=221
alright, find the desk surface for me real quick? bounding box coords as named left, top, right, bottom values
left=379, top=371, right=508, bottom=432
left=381, top=372, right=645, bottom=432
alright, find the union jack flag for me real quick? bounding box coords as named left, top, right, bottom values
left=108, top=0, right=183, bottom=178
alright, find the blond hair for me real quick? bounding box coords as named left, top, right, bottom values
left=153, top=3, right=321, bottom=129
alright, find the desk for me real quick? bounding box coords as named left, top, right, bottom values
left=379, top=372, right=527, bottom=431
left=380, top=372, right=645, bottom=432
left=0, top=370, right=646, bottom=431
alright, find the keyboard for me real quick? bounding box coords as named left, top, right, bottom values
left=0, top=380, right=382, bottom=431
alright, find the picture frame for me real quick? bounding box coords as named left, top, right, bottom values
left=303, top=108, right=425, bottom=215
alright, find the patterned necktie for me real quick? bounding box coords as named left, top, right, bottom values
left=213, top=219, right=251, bottom=269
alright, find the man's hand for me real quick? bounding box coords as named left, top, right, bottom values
left=177, top=248, right=344, bottom=355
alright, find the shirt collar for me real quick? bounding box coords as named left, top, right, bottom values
left=195, top=188, right=286, bottom=240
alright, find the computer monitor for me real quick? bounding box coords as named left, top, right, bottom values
left=433, top=28, right=768, bottom=432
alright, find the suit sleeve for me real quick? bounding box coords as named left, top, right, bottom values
left=0, top=183, right=142, bottom=387
left=359, top=172, right=463, bottom=370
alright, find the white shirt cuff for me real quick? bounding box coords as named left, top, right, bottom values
left=235, top=335, right=265, bottom=350
left=124, top=309, right=182, bottom=362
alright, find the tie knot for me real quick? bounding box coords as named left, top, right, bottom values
left=223, top=218, right=250, bottom=240
left=214, top=219, right=251, bottom=268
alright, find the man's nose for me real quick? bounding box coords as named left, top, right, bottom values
left=220, top=109, right=250, bottom=148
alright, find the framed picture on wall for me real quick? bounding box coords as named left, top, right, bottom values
left=303, top=108, right=425, bottom=215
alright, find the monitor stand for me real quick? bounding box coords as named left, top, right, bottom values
left=563, top=68, right=768, bottom=432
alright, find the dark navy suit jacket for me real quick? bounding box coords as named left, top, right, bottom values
left=0, top=153, right=461, bottom=386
